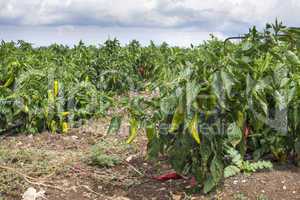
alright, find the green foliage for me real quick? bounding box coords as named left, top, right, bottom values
left=107, top=116, right=122, bottom=134
left=89, top=148, right=121, bottom=167
left=224, top=147, right=273, bottom=178
left=118, top=22, right=299, bottom=193
left=0, top=39, right=149, bottom=133
left=1, top=21, right=300, bottom=193
left=88, top=138, right=131, bottom=167
left=234, top=193, right=249, bottom=200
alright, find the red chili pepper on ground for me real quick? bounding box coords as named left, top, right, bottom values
left=153, top=172, right=182, bottom=181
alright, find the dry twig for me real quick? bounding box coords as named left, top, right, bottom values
left=0, top=165, right=64, bottom=191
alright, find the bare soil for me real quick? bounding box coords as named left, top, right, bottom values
left=0, top=118, right=299, bottom=200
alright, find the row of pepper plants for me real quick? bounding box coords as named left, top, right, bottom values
left=0, top=21, right=299, bottom=192
left=122, top=22, right=300, bottom=192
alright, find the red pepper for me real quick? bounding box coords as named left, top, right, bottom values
left=153, top=172, right=182, bottom=181
left=190, top=176, right=197, bottom=187
left=243, top=124, right=250, bottom=138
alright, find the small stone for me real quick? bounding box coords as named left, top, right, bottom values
left=158, top=187, right=167, bottom=191
left=241, top=179, right=246, bottom=183
left=62, top=179, right=69, bottom=187
left=233, top=180, right=238, bottom=185
left=126, top=155, right=134, bottom=162
left=71, top=135, right=79, bottom=140
left=172, top=194, right=181, bottom=200
left=292, top=191, right=296, bottom=194
left=261, top=190, right=265, bottom=193
left=22, top=187, right=45, bottom=200
left=283, top=185, right=287, bottom=190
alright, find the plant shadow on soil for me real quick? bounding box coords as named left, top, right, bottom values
left=0, top=119, right=299, bottom=200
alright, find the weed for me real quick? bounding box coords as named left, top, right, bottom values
left=87, top=138, right=132, bottom=167
left=89, top=148, right=121, bottom=167
left=234, top=193, right=249, bottom=200
left=257, top=194, right=269, bottom=200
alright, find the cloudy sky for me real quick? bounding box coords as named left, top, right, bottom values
left=0, top=0, right=299, bottom=46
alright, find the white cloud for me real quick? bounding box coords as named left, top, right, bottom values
left=1, top=0, right=300, bottom=30
left=0, top=0, right=300, bottom=45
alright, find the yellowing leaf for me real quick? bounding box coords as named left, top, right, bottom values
left=47, top=89, right=54, bottom=103
left=24, top=105, right=29, bottom=113
left=62, top=122, right=69, bottom=134
left=169, top=103, right=184, bottom=132
left=236, top=111, right=244, bottom=129
left=4, top=76, right=14, bottom=87
left=54, top=80, right=59, bottom=97
left=61, top=112, right=70, bottom=117
left=50, top=120, right=56, bottom=133
left=188, top=114, right=200, bottom=144
left=126, top=118, right=138, bottom=144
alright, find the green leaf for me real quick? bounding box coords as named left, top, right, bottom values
left=210, top=155, right=223, bottom=183
left=212, top=70, right=234, bottom=108
left=203, top=176, right=216, bottom=194
left=287, top=87, right=296, bottom=105
left=146, top=124, right=156, bottom=142
left=226, top=147, right=243, bottom=167
left=241, top=41, right=253, bottom=51
left=227, top=123, right=242, bottom=148
left=253, top=92, right=268, bottom=116
left=236, top=111, right=244, bottom=129
left=126, top=118, right=138, bottom=144
left=212, top=72, right=225, bottom=108
left=224, top=165, right=241, bottom=178
left=274, top=90, right=286, bottom=111
left=107, top=116, right=122, bottom=134
left=260, top=53, right=272, bottom=73
left=295, top=140, right=300, bottom=155
left=286, top=50, right=300, bottom=65
left=160, top=95, right=177, bottom=114
left=147, top=137, right=161, bottom=160
left=221, top=70, right=234, bottom=98
left=186, top=81, right=199, bottom=113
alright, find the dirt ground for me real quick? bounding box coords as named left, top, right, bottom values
left=0, top=118, right=299, bottom=200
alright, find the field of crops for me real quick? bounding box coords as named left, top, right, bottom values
left=1, top=21, right=300, bottom=197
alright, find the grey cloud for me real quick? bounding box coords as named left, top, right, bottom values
left=0, top=0, right=299, bottom=36
left=0, top=0, right=246, bottom=30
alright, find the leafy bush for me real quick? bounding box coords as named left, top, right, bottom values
left=1, top=21, right=300, bottom=193
left=119, top=21, right=300, bottom=192
left=89, top=148, right=121, bottom=167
